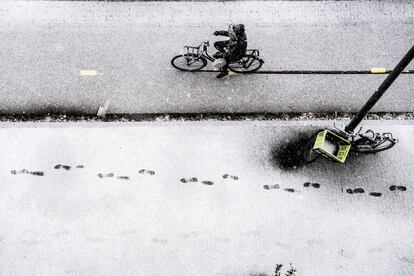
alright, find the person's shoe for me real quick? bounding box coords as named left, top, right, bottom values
left=216, top=71, right=229, bottom=79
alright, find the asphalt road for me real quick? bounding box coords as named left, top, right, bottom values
left=0, top=120, right=413, bottom=275
left=0, top=1, right=413, bottom=114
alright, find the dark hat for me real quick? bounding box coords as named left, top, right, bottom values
left=233, top=24, right=245, bottom=35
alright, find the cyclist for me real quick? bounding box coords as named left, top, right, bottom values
left=213, top=24, right=247, bottom=79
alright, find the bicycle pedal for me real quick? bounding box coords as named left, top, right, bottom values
left=228, top=71, right=238, bottom=76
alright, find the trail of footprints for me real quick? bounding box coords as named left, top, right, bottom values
left=338, top=184, right=408, bottom=197
left=10, top=165, right=237, bottom=187
left=346, top=188, right=383, bottom=197
left=10, top=163, right=85, bottom=176
left=180, top=174, right=239, bottom=186
left=345, top=187, right=406, bottom=197
left=263, top=182, right=321, bottom=193
left=97, top=169, right=156, bottom=180
left=97, top=173, right=130, bottom=180
left=263, top=181, right=407, bottom=198
left=8, top=166, right=408, bottom=198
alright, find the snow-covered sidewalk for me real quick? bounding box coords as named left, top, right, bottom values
left=0, top=120, right=413, bottom=275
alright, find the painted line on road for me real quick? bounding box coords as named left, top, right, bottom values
left=79, top=69, right=97, bottom=76
left=196, top=69, right=414, bottom=75
left=370, top=68, right=387, bottom=74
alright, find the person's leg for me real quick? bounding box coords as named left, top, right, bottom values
left=212, top=57, right=225, bottom=71
left=222, top=57, right=230, bottom=72
left=217, top=57, right=230, bottom=79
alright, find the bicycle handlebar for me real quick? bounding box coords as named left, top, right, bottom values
left=205, top=33, right=215, bottom=47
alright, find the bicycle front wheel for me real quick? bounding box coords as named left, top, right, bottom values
left=228, top=55, right=263, bottom=73
left=351, top=138, right=397, bottom=153
left=171, top=54, right=207, bottom=72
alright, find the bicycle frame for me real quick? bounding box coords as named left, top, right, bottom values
left=182, top=35, right=261, bottom=67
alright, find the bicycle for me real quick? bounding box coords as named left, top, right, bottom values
left=303, top=127, right=398, bottom=164
left=348, top=128, right=398, bottom=153
left=171, top=34, right=264, bottom=73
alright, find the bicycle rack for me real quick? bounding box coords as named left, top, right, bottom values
left=183, top=45, right=202, bottom=60
left=239, top=49, right=261, bottom=68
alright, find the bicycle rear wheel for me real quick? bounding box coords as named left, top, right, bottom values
left=171, top=54, right=207, bottom=72
left=351, top=138, right=397, bottom=153
left=228, top=55, right=263, bottom=73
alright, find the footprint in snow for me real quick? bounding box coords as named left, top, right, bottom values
left=390, top=185, right=407, bottom=192
left=29, top=171, right=44, bottom=176
left=263, top=184, right=280, bottom=190
left=303, top=182, right=320, bottom=188
left=11, top=169, right=28, bottom=175
left=138, top=169, right=155, bottom=175
left=11, top=169, right=44, bottom=176
left=346, top=188, right=365, bottom=194
left=98, top=173, right=114, bottom=178
left=54, top=164, right=71, bottom=170
left=180, top=177, right=198, bottom=183
left=222, top=174, right=238, bottom=180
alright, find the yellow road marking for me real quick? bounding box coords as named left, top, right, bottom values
left=79, top=69, right=97, bottom=76
left=371, top=68, right=386, bottom=74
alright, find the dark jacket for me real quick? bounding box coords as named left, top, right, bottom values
left=215, top=25, right=247, bottom=61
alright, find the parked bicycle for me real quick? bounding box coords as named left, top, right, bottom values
left=171, top=34, right=264, bottom=73
left=303, top=127, right=398, bottom=164
left=348, top=128, right=398, bottom=153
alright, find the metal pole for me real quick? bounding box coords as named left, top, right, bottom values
left=345, top=45, right=414, bottom=133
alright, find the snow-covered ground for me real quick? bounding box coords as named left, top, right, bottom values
left=0, top=120, right=413, bottom=275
